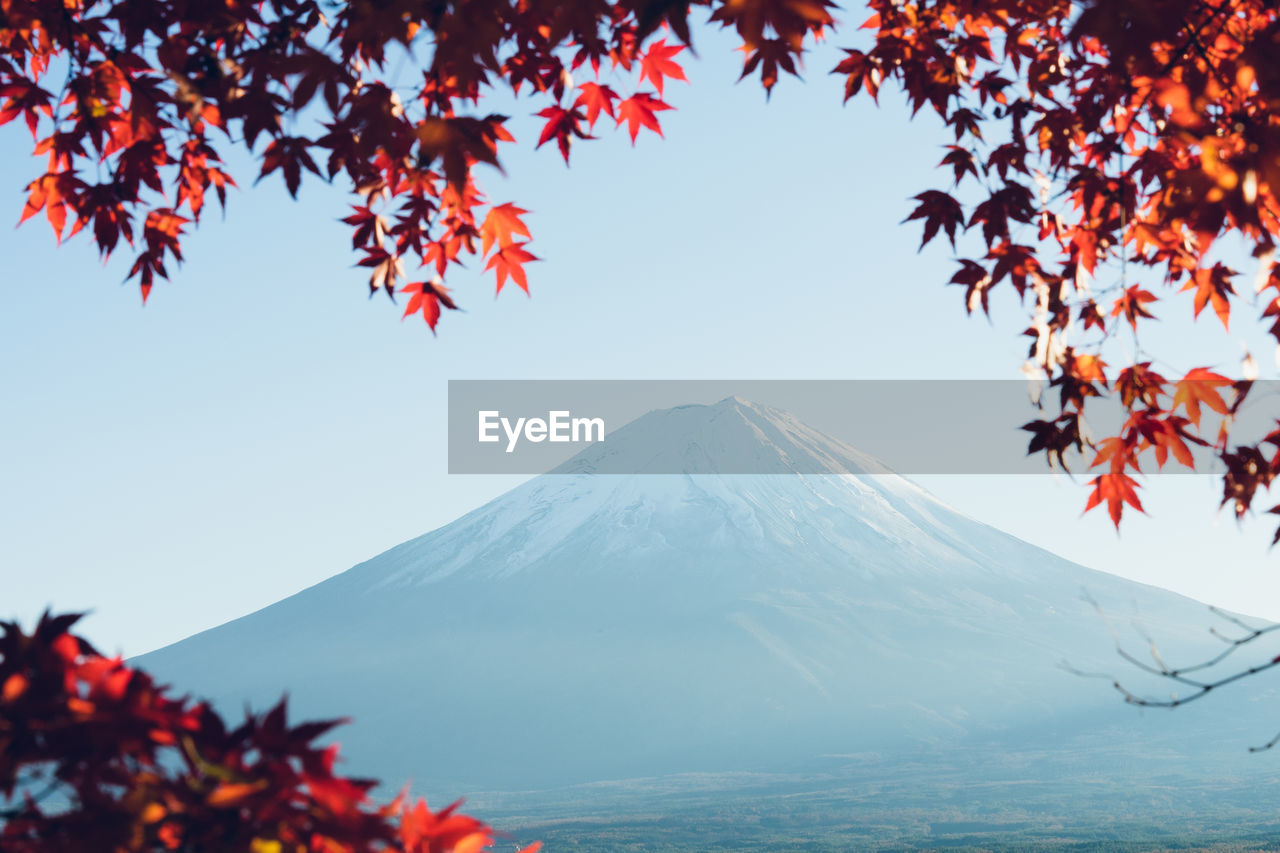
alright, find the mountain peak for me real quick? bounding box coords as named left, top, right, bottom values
left=550, top=397, right=892, bottom=476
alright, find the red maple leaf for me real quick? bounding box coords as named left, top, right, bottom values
left=0, top=79, right=54, bottom=136
left=400, top=279, right=458, bottom=332
left=1085, top=472, right=1145, bottom=528
left=257, top=136, right=321, bottom=198
left=905, top=190, right=964, bottom=249
left=1109, top=285, right=1158, bottom=330
left=615, top=93, right=671, bottom=144
left=638, top=38, right=687, bottom=96
left=738, top=39, right=799, bottom=93
left=573, top=82, right=619, bottom=130
left=939, top=145, right=979, bottom=185
left=535, top=104, right=589, bottom=163
left=485, top=242, right=538, bottom=294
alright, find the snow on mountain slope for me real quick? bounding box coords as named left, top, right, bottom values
left=345, top=398, right=1017, bottom=589
left=135, top=398, right=1280, bottom=792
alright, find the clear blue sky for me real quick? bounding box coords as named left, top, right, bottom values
left=3, top=23, right=1278, bottom=656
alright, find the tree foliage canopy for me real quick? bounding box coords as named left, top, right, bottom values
left=0, top=612, right=537, bottom=853
left=5, top=0, right=1280, bottom=537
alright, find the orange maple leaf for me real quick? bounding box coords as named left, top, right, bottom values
left=485, top=242, right=538, bottom=294
left=1069, top=352, right=1108, bottom=384
left=20, top=172, right=82, bottom=240
left=480, top=203, right=531, bottom=256
left=1182, top=264, right=1236, bottom=330
left=1171, top=367, right=1232, bottom=427
left=1084, top=472, right=1145, bottom=528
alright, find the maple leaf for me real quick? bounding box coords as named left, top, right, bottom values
left=976, top=72, right=1012, bottom=106
left=535, top=104, right=590, bottom=163
left=1118, top=408, right=1201, bottom=471
left=20, top=172, right=84, bottom=240
left=358, top=248, right=405, bottom=294
left=630, top=0, right=695, bottom=45
left=905, top=190, right=964, bottom=249
left=142, top=209, right=189, bottom=260
left=639, top=39, right=687, bottom=96
left=1079, top=300, right=1106, bottom=332
left=69, top=183, right=135, bottom=257
left=1084, top=472, right=1145, bottom=528
left=485, top=242, right=538, bottom=294
left=0, top=80, right=54, bottom=136
left=939, top=146, right=979, bottom=185
left=738, top=39, right=799, bottom=94
left=1150, top=415, right=1201, bottom=470
left=399, top=279, right=459, bottom=333
left=1090, top=435, right=1139, bottom=475
left=616, top=93, right=672, bottom=143
left=969, top=184, right=1034, bottom=245
left=949, top=259, right=991, bottom=315
left=986, top=241, right=1039, bottom=295
left=833, top=49, right=883, bottom=102
left=1221, top=446, right=1275, bottom=519
left=416, top=115, right=513, bottom=191
left=1022, top=412, right=1084, bottom=470
left=947, top=108, right=984, bottom=141
left=1109, top=285, right=1158, bottom=330
left=1115, top=363, right=1167, bottom=409
left=1171, top=367, right=1232, bottom=427
left=481, top=203, right=532, bottom=256
left=1068, top=352, right=1108, bottom=384
left=1182, top=264, right=1236, bottom=330
left=257, top=136, right=321, bottom=199
left=573, top=82, right=619, bottom=129
left=342, top=205, right=388, bottom=250
left=986, top=143, right=1028, bottom=180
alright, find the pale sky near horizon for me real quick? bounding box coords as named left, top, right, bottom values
left=3, top=22, right=1280, bottom=659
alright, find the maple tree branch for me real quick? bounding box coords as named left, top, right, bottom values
left=1249, top=729, right=1280, bottom=753
left=1114, top=654, right=1280, bottom=711
left=1069, top=594, right=1280, bottom=739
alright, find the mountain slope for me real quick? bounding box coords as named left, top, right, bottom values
left=136, top=398, right=1280, bottom=793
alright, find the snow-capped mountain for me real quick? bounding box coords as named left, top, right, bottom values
left=136, top=398, right=1280, bottom=793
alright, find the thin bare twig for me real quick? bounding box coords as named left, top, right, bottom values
left=1071, top=593, right=1280, bottom=744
